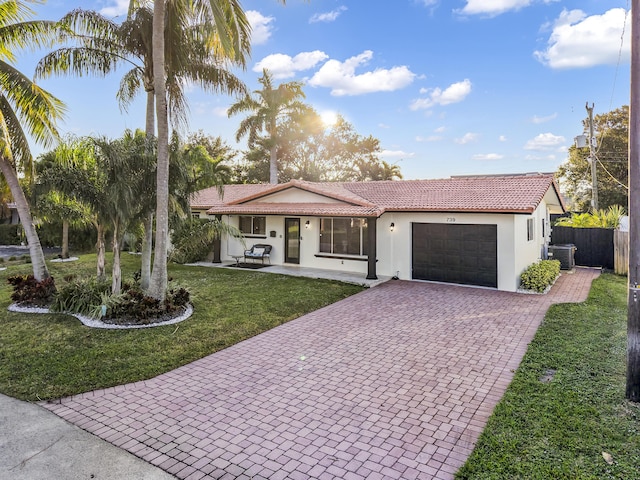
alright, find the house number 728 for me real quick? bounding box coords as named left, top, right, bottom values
left=446, top=217, right=456, bottom=223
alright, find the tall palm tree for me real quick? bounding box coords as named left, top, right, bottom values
left=228, top=69, right=307, bottom=184
left=148, top=0, right=256, bottom=299
left=38, top=3, right=247, bottom=292
left=0, top=0, right=66, bottom=281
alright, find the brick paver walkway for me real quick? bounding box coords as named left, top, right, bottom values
left=43, top=268, right=599, bottom=480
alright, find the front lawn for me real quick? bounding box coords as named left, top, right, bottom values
left=456, top=273, right=640, bottom=479
left=0, top=254, right=364, bottom=401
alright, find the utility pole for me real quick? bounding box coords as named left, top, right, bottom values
left=586, top=102, right=598, bottom=211
left=627, top=0, right=640, bottom=402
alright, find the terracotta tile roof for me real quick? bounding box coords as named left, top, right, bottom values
left=209, top=202, right=379, bottom=217
left=190, top=184, right=274, bottom=209
left=194, top=173, right=563, bottom=217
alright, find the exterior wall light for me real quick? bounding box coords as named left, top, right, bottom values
left=390, top=222, right=395, bottom=232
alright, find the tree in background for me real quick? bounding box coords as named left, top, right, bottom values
left=235, top=110, right=402, bottom=183
left=0, top=0, right=66, bottom=281
left=184, top=131, right=235, bottom=190
left=228, top=69, right=307, bottom=184
left=557, top=105, right=629, bottom=211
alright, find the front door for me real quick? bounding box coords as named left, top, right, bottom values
left=285, top=218, right=300, bottom=264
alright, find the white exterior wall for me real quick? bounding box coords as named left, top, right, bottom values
left=376, top=212, right=518, bottom=291
left=219, top=215, right=369, bottom=274
left=214, top=207, right=553, bottom=292
left=512, top=201, right=552, bottom=289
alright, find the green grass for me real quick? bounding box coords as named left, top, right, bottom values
left=0, top=254, right=363, bottom=401
left=456, top=273, right=640, bottom=480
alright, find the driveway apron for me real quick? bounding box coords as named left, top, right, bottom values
left=43, top=268, right=599, bottom=480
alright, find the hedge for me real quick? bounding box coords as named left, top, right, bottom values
left=520, top=259, right=561, bottom=293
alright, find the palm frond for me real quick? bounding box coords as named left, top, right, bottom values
left=0, top=60, right=65, bottom=149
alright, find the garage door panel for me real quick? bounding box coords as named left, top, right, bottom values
left=412, top=223, right=497, bottom=288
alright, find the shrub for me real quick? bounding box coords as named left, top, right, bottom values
left=50, top=278, right=111, bottom=316
left=103, top=286, right=190, bottom=326
left=7, top=274, right=57, bottom=307
left=0, top=224, right=21, bottom=245
left=520, top=260, right=561, bottom=293
left=170, top=219, right=215, bottom=264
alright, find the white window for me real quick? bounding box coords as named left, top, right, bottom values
left=527, top=218, right=535, bottom=241
left=239, top=216, right=266, bottom=236
left=319, top=218, right=369, bottom=256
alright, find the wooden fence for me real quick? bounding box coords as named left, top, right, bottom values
left=614, top=230, right=629, bottom=275
left=551, top=226, right=614, bottom=269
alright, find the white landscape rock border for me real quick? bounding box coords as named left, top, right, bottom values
left=50, top=256, right=79, bottom=263
left=8, top=303, right=193, bottom=330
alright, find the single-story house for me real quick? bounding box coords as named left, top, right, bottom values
left=190, top=173, right=565, bottom=292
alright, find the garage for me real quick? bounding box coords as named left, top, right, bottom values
left=412, top=223, right=498, bottom=288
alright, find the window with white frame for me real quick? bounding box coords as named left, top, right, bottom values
left=319, top=218, right=369, bottom=256
left=527, top=218, right=535, bottom=241
left=239, top=216, right=266, bottom=236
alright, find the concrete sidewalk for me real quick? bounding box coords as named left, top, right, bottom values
left=0, top=393, right=175, bottom=480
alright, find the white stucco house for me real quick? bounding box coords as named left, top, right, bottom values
left=190, top=173, right=565, bottom=292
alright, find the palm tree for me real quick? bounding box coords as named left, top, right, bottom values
left=148, top=0, right=255, bottom=299
left=228, top=69, right=307, bottom=184
left=0, top=0, right=66, bottom=281
left=39, top=2, right=249, bottom=296
left=93, top=132, right=152, bottom=294
left=35, top=136, right=110, bottom=278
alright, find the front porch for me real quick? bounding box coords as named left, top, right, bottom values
left=187, top=261, right=391, bottom=288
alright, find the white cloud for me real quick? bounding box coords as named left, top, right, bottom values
left=532, top=113, right=558, bottom=124
left=308, top=51, right=416, bottom=96
left=525, top=154, right=558, bottom=161
left=254, top=51, right=329, bottom=79
left=455, top=132, right=479, bottom=145
left=99, top=0, right=129, bottom=17
left=213, top=106, right=228, bottom=117
left=499, top=135, right=507, bottom=142
left=310, top=6, right=347, bottom=23
left=434, top=126, right=446, bottom=133
left=473, top=153, right=504, bottom=160
left=524, top=132, right=566, bottom=150
left=416, top=135, right=443, bottom=142
left=456, top=0, right=531, bottom=17
left=534, top=8, right=630, bottom=69
left=410, top=79, right=472, bottom=110
left=246, top=10, right=275, bottom=45
left=379, top=123, right=391, bottom=129
left=380, top=150, right=415, bottom=158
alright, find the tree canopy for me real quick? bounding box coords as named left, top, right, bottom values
left=557, top=105, right=628, bottom=211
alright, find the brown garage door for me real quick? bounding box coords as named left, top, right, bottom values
left=412, top=223, right=498, bottom=288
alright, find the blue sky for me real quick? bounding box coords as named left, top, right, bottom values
left=17, top=0, right=632, bottom=180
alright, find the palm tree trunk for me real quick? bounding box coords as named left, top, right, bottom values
left=141, top=211, right=153, bottom=289
left=61, top=219, right=69, bottom=259
left=149, top=0, right=169, bottom=301
left=141, top=87, right=155, bottom=291
left=0, top=156, right=49, bottom=281
left=269, top=144, right=278, bottom=184
left=96, top=223, right=106, bottom=279
left=111, top=220, right=121, bottom=295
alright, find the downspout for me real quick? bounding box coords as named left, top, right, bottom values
left=366, top=216, right=378, bottom=280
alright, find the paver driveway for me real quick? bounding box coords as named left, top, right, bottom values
left=44, top=268, right=599, bottom=480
